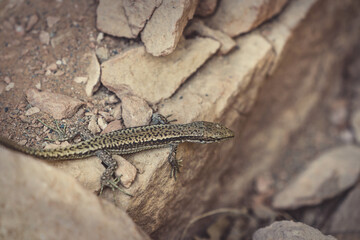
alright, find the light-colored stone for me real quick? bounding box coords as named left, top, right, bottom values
left=141, top=0, right=198, bottom=56
left=106, top=95, right=119, bottom=104
left=101, top=120, right=123, bottom=134
left=272, top=145, right=360, bottom=209
left=111, top=103, right=122, bottom=120
left=96, top=0, right=161, bottom=38
left=195, top=0, right=217, bottom=17
left=206, top=0, right=289, bottom=37
left=25, top=107, right=40, bottom=116
left=46, top=63, right=57, bottom=71
left=101, top=37, right=220, bottom=103
left=51, top=31, right=73, bottom=48
left=95, top=46, right=109, bottom=62
left=351, top=110, right=360, bottom=142
left=99, top=111, right=115, bottom=122
left=158, top=33, right=273, bottom=124
left=114, top=155, right=137, bottom=188
left=35, top=81, right=41, bottom=90
left=25, top=89, right=84, bottom=119
left=46, top=16, right=60, bottom=28
left=85, top=52, right=101, bottom=97
left=5, top=82, right=14, bottom=91
left=96, top=32, right=104, bottom=43
left=0, top=146, right=151, bottom=240
left=74, top=76, right=88, bottom=84
left=253, top=221, right=336, bottom=240
left=39, top=31, right=50, bottom=45
left=4, top=76, right=11, bottom=84
left=184, top=19, right=236, bottom=55
left=97, top=116, right=108, bottom=130
left=121, top=95, right=153, bottom=128
left=88, top=115, right=101, bottom=134
left=25, top=14, right=38, bottom=31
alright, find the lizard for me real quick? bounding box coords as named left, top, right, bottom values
left=0, top=114, right=234, bottom=195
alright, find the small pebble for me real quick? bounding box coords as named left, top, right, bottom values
left=47, top=16, right=60, bottom=28
left=74, top=76, right=88, bottom=84
left=5, top=82, right=14, bottom=91
left=39, top=31, right=50, bottom=45
left=26, top=14, right=39, bottom=31
left=107, top=95, right=119, bottom=104
left=46, top=63, right=57, bottom=71
left=4, top=76, right=11, bottom=84
left=111, top=103, right=122, bottom=119
left=25, top=107, right=40, bottom=116
left=88, top=116, right=101, bottom=134
left=97, top=116, right=108, bottom=130
left=35, top=81, right=41, bottom=90
left=56, top=60, right=62, bottom=65
left=96, top=32, right=104, bottom=43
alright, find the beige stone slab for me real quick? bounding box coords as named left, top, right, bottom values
left=0, top=146, right=150, bottom=240
left=101, top=37, right=220, bottom=103
left=96, top=0, right=161, bottom=38
left=141, top=0, right=198, bottom=56
left=206, top=0, right=289, bottom=37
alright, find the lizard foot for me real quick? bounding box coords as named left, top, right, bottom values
left=99, top=175, right=133, bottom=197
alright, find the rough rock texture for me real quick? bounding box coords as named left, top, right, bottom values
left=253, top=221, right=336, bottom=240
left=141, top=0, right=198, bottom=56
left=3, top=1, right=359, bottom=240
left=206, top=0, right=289, bottom=37
left=117, top=1, right=359, bottom=239
left=323, top=182, right=360, bottom=239
left=101, top=37, right=220, bottom=103
left=0, top=146, right=150, bottom=240
left=96, top=0, right=161, bottom=38
left=184, top=19, right=236, bottom=55
left=25, top=89, right=84, bottom=119
left=272, top=145, right=360, bottom=209
left=120, top=94, right=153, bottom=128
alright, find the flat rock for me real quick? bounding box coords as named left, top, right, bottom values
left=206, top=0, right=289, bottom=37
left=96, top=0, right=161, bottom=38
left=85, top=52, right=101, bottom=97
left=323, top=182, right=360, bottom=239
left=0, top=146, right=150, bottom=240
left=101, top=120, right=123, bottom=134
left=141, top=0, right=198, bottom=56
left=273, top=145, right=360, bottom=209
left=120, top=95, right=153, bottom=128
left=25, top=89, right=84, bottom=120
left=101, top=37, right=220, bottom=103
left=253, top=221, right=336, bottom=240
left=184, top=19, right=236, bottom=55
left=114, top=155, right=137, bottom=188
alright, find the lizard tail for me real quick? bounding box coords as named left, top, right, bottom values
left=0, top=136, right=93, bottom=160
left=0, top=136, right=39, bottom=157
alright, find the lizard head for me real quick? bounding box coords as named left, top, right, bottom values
left=195, top=121, right=234, bottom=143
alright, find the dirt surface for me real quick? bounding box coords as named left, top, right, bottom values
left=0, top=0, right=133, bottom=145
